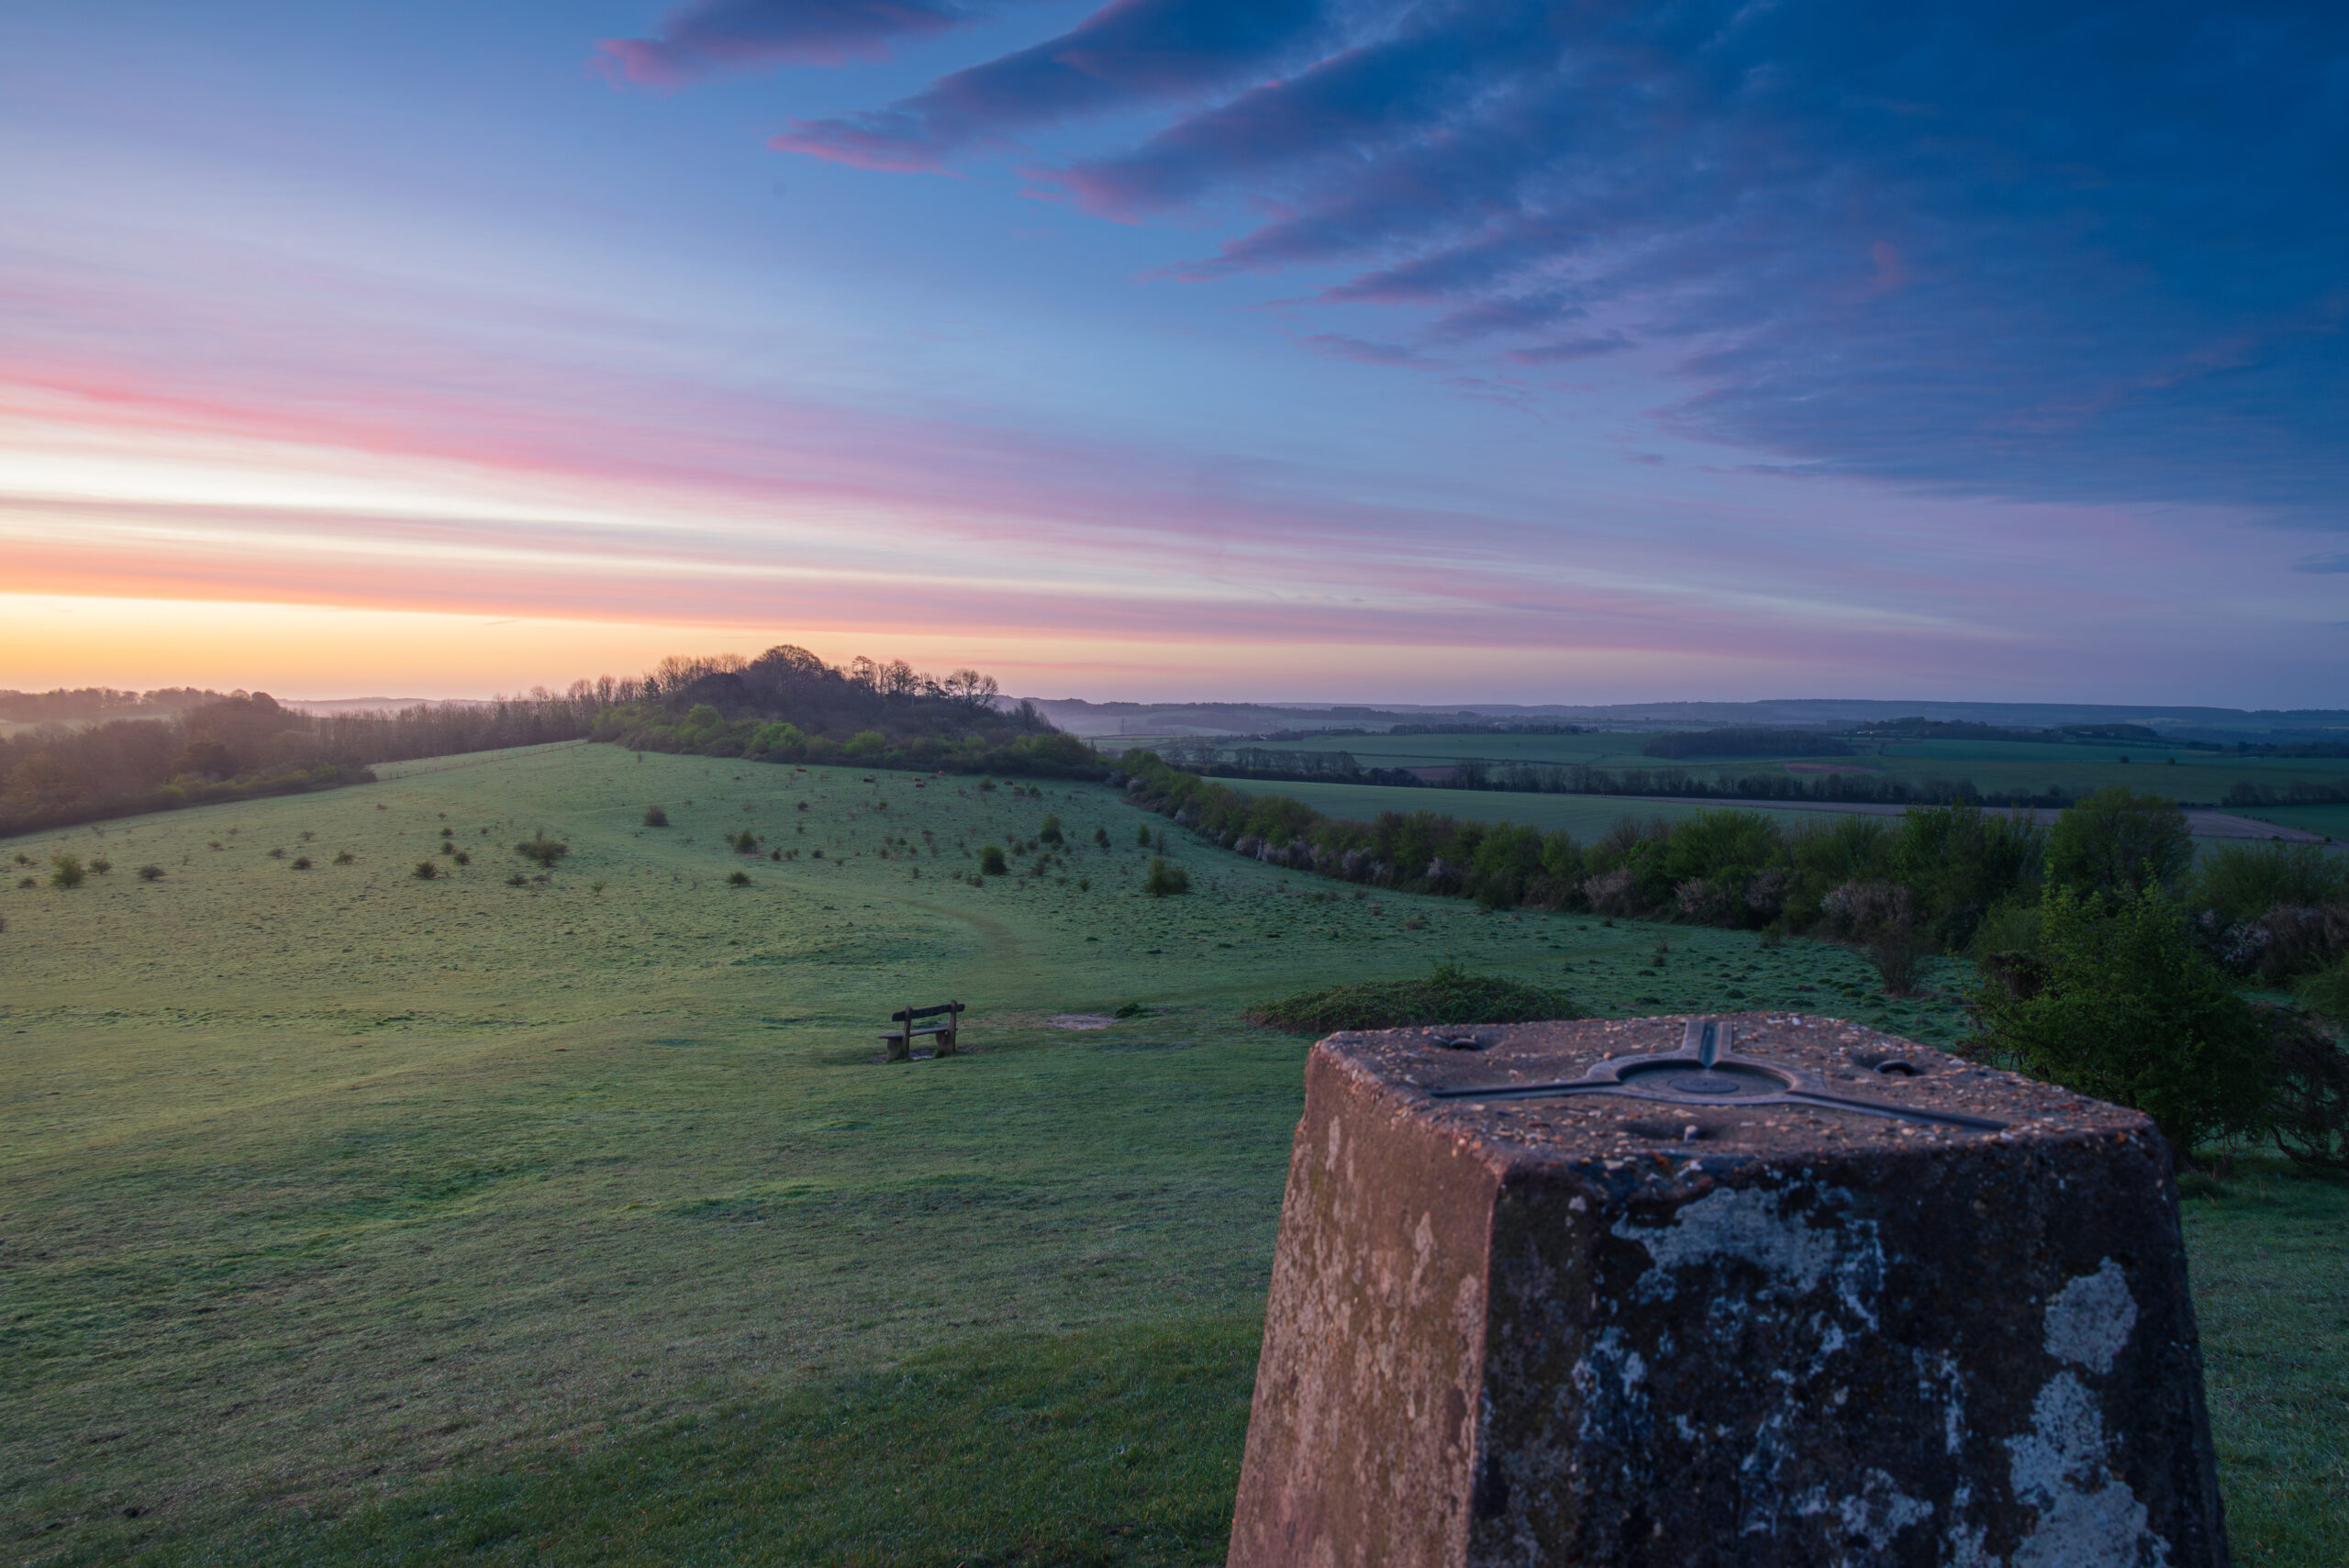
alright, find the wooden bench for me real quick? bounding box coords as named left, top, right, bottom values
left=881, top=1001, right=964, bottom=1062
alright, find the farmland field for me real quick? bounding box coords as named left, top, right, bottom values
left=1176, top=728, right=2349, bottom=806
left=2, top=745, right=2342, bottom=1565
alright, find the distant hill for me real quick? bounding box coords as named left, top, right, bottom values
left=1021, top=696, right=2349, bottom=744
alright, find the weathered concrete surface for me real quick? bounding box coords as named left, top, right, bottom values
left=1227, top=1014, right=2228, bottom=1568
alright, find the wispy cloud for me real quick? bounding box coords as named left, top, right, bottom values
left=596, top=0, right=989, bottom=84
left=740, top=0, right=2349, bottom=525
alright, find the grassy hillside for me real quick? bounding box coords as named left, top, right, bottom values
left=1, top=745, right=2339, bottom=1564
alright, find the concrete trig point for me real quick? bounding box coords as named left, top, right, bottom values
left=1227, top=1014, right=2228, bottom=1568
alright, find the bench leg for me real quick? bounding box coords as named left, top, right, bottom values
left=934, top=1026, right=956, bottom=1058
left=886, top=1029, right=910, bottom=1062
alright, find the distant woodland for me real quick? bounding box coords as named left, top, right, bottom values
left=0, top=646, right=1091, bottom=837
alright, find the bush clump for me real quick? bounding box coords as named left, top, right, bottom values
left=516, top=830, right=569, bottom=868
left=413, top=861, right=439, bottom=880
left=1249, top=962, right=1583, bottom=1034
left=1966, top=887, right=2269, bottom=1155
left=2263, top=1004, right=2349, bottom=1171
left=1143, top=857, right=1190, bottom=897
left=726, top=869, right=751, bottom=886
left=1039, top=814, right=1064, bottom=846
left=729, top=829, right=760, bottom=854
left=136, top=864, right=164, bottom=881
left=978, top=845, right=1008, bottom=875
left=644, top=805, right=669, bottom=827
left=49, top=853, right=84, bottom=889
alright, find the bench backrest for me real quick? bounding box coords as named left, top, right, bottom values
left=890, top=1001, right=964, bottom=1022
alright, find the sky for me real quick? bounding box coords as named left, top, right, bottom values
left=2, top=0, right=2343, bottom=706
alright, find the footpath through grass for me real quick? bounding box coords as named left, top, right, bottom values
left=1, top=744, right=2341, bottom=1564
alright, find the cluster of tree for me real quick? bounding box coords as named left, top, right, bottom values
left=2221, top=776, right=2349, bottom=806
left=1122, top=753, right=2349, bottom=1164
left=591, top=646, right=1101, bottom=779
left=1640, top=728, right=1853, bottom=759
left=0, top=687, right=227, bottom=722
left=2223, top=740, right=2349, bottom=758
left=1852, top=717, right=2225, bottom=751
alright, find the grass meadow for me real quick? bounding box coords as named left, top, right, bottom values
left=2, top=744, right=2341, bottom=1564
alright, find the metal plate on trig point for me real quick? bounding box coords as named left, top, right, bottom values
left=1428, top=1018, right=2007, bottom=1130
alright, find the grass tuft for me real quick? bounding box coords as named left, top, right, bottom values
left=1247, top=960, right=1582, bottom=1034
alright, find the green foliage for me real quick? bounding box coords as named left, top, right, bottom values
left=2046, top=787, right=2193, bottom=897
left=88, top=856, right=112, bottom=875
left=1144, top=857, right=1190, bottom=897
left=1039, top=813, right=1064, bottom=845
left=728, top=829, right=760, bottom=854
left=135, top=864, right=164, bottom=881
left=726, top=869, right=751, bottom=886
left=643, top=804, right=668, bottom=827
left=1969, top=887, right=2269, bottom=1153
left=978, top=844, right=1008, bottom=875
left=291, top=856, right=312, bottom=870
left=1249, top=961, right=1582, bottom=1034
left=2263, top=1006, right=2349, bottom=1171
left=332, top=851, right=355, bottom=865
left=48, top=852, right=84, bottom=888
left=2298, top=957, right=2349, bottom=1024
left=1094, top=825, right=1110, bottom=848
left=2194, top=841, right=2349, bottom=925
left=514, top=830, right=569, bottom=867
left=1136, top=822, right=1152, bottom=846
left=412, top=861, right=438, bottom=880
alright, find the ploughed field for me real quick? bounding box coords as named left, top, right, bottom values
left=2, top=744, right=2340, bottom=1565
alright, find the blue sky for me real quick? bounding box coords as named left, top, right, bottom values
left=1, top=0, right=2342, bottom=703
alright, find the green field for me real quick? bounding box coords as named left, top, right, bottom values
left=1219, top=777, right=1840, bottom=839
left=1181, top=728, right=2349, bottom=805
left=3, top=746, right=2342, bottom=1564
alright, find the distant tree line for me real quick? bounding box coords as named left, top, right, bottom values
left=0, top=690, right=599, bottom=837
left=0, top=687, right=228, bottom=722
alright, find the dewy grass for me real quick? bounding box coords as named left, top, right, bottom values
left=1249, top=961, right=1583, bottom=1033
left=0, top=743, right=2338, bottom=1565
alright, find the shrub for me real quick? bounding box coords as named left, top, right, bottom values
left=451, top=851, right=470, bottom=865
left=729, top=829, right=760, bottom=854
left=292, top=856, right=312, bottom=870
left=49, top=853, right=84, bottom=888
left=136, top=864, right=164, bottom=881
left=2263, top=1004, right=2349, bottom=1171
left=2193, top=840, right=2349, bottom=925
left=505, top=872, right=529, bottom=886
left=2299, top=956, right=2349, bottom=1024
left=1136, top=824, right=1152, bottom=847
left=726, top=869, right=751, bottom=886
left=1249, top=962, right=1583, bottom=1033
left=1966, top=887, right=2268, bottom=1155
left=413, top=861, right=439, bottom=880
left=89, top=857, right=112, bottom=875
left=978, top=845, right=1008, bottom=875
left=333, top=851, right=355, bottom=865
left=644, top=805, right=669, bottom=827
left=2046, top=787, right=2192, bottom=897
left=1039, top=814, right=1064, bottom=846
left=1094, top=826, right=1110, bottom=848
left=516, top=830, right=569, bottom=867
left=1144, top=857, right=1190, bottom=897
left=267, top=847, right=286, bottom=859
left=14, top=876, right=32, bottom=889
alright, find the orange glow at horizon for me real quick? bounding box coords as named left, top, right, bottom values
left=0, top=594, right=1795, bottom=705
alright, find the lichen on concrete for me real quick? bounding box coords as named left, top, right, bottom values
left=1227, top=1014, right=2230, bottom=1568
